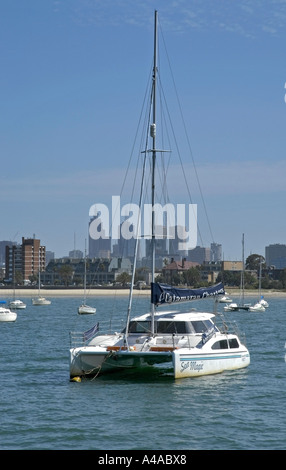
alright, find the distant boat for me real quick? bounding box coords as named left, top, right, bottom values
left=223, top=302, right=250, bottom=312
left=78, top=245, right=96, bottom=315
left=224, top=234, right=250, bottom=312
left=249, top=302, right=265, bottom=312
left=9, top=265, right=27, bottom=309
left=219, top=294, right=232, bottom=303
left=32, top=296, right=51, bottom=306
left=32, top=270, right=51, bottom=306
left=257, top=261, right=269, bottom=308
left=0, top=301, right=17, bottom=322
left=78, top=304, right=97, bottom=315
left=249, top=259, right=269, bottom=312
left=259, top=296, right=269, bottom=308
left=9, top=299, right=26, bottom=309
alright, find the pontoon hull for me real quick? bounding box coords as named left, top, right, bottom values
left=69, top=346, right=172, bottom=377
left=172, top=347, right=250, bottom=378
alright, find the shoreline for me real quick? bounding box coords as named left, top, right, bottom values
left=0, top=288, right=148, bottom=297
left=0, top=287, right=285, bottom=298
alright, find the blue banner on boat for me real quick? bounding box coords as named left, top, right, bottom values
left=84, top=322, right=99, bottom=341
left=151, top=282, right=225, bottom=305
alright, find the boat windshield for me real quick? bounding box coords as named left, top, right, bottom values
left=124, top=319, right=215, bottom=335
left=191, top=320, right=214, bottom=333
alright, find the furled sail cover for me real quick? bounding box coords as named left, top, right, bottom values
left=151, top=282, right=225, bottom=306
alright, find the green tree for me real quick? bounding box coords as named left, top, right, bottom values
left=245, top=254, right=265, bottom=271
left=15, top=269, right=23, bottom=285
left=116, top=272, right=131, bottom=287
left=183, top=267, right=200, bottom=286
left=58, top=264, right=74, bottom=286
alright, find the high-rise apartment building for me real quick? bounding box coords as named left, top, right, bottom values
left=5, top=237, right=46, bottom=283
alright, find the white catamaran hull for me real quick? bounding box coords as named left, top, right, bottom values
left=70, top=332, right=250, bottom=379
left=172, top=346, right=250, bottom=379
left=70, top=346, right=172, bottom=377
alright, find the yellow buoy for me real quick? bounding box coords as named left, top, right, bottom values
left=70, top=376, right=81, bottom=383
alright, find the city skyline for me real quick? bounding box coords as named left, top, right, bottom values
left=3, top=235, right=286, bottom=267
left=1, top=2, right=286, bottom=260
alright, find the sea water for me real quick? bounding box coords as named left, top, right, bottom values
left=0, top=293, right=285, bottom=450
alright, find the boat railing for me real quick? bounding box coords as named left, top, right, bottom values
left=69, top=319, right=124, bottom=348
left=215, top=312, right=247, bottom=345
left=70, top=331, right=86, bottom=347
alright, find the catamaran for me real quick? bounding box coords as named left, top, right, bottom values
left=69, top=11, right=250, bottom=380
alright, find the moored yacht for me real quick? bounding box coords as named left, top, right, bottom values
left=0, top=301, right=17, bottom=322
left=69, top=11, right=250, bottom=381
left=32, top=296, right=51, bottom=306
left=70, top=283, right=250, bottom=379
left=9, top=299, right=26, bottom=309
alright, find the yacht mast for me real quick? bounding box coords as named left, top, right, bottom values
left=150, top=10, right=158, bottom=336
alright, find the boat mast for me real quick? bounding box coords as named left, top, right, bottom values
left=123, top=11, right=158, bottom=344
left=150, top=10, right=158, bottom=336
left=241, top=233, right=245, bottom=305
left=83, top=240, right=87, bottom=304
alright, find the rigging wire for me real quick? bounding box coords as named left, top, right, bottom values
left=158, top=20, right=215, bottom=246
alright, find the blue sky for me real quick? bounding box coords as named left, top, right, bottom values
left=0, top=0, right=286, bottom=261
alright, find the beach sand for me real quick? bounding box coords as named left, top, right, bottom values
left=0, top=288, right=149, bottom=298
left=1, top=287, right=285, bottom=298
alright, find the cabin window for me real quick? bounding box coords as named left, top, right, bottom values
left=191, top=321, right=208, bottom=333
left=229, top=338, right=239, bottom=348
left=156, top=321, right=187, bottom=334
left=128, top=321, right=151, bottom=333
left=211, top=339, right=229, bottom=350
left=204, top=320, right=215, bottom=330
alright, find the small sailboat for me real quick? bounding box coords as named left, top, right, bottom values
left=219, top=294, right=232, bottom=303
left=0, top=301, right=17, bottom=322
left=69, top=11, right=250, bottom=380
left=9, top=299, right=26, bottom=309
left=224, top=234, right=250, bottom=312
left=32, top=270, right=51, bottom=306
left=32, top=296, right=51, bottom=306
left=9, top=265, right=26, bottom=309
left=259, top=296, right=269, bottom=308
left=249, top=258, right=268, bottom=312
left=249, top=302, right=265, bottom=312
left=78, top=246, right=96, bottom=315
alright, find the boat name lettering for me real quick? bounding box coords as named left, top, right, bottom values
left=157, top=286, right=225, bottom=304
left=180, top=361, right=204, bottom=373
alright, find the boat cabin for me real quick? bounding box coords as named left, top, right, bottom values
left=123, top=311, right=218, bottom=336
